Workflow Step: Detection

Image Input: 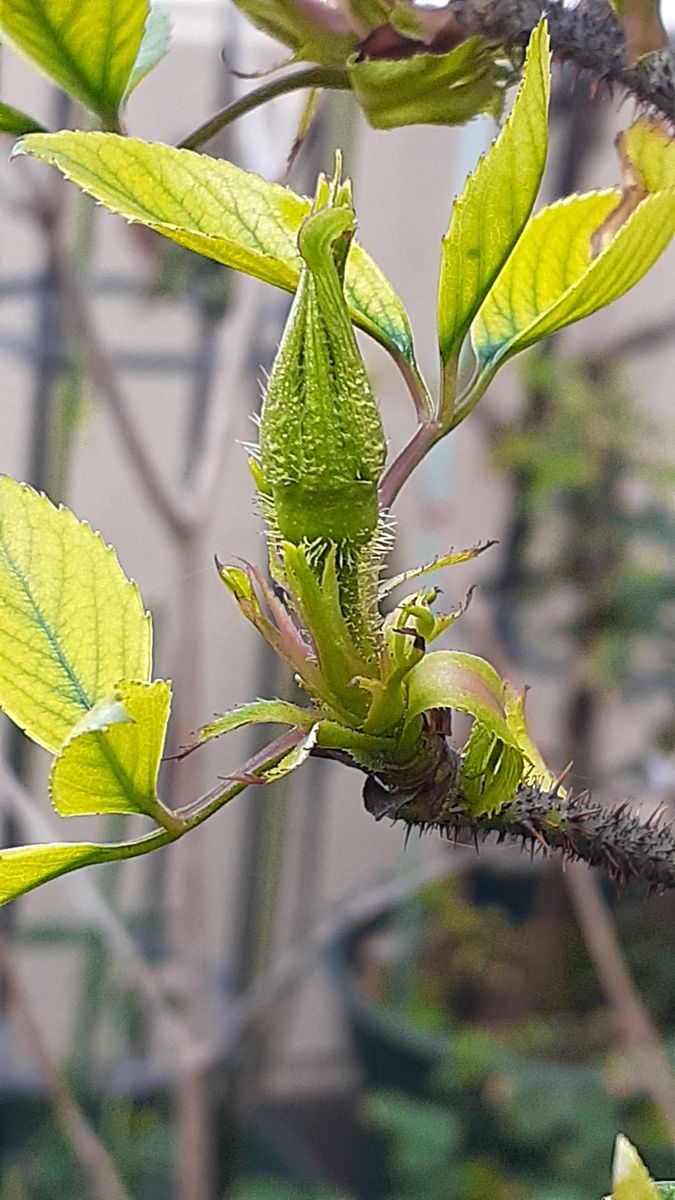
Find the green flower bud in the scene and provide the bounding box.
[260,200,385,541]
[258,168,388,659]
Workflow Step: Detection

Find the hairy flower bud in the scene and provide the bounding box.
[258,169,387,659]
[260,195,386,546]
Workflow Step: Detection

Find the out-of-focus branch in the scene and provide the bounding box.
[0,938,132,1200]
[172,847,475,1076]
[54,244,191,539]
[566,861,675,1144]
[180,279,259,522]
[177,66,350,151]
[54,234,261,544]
[590,318,675,362]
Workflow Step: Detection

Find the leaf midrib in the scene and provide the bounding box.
[7,0,119,116]
[0,538,92,715]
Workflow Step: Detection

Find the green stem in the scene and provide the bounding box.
[380,362,498,507]
[177,729,303,826]
[70,734,304,871]
[393,350,435,425]
[448,362,498,431]
[177,67,351,151]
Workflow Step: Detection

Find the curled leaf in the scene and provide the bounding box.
[349,36,503,129]
[49,679,172,823]
[405,650,524,814]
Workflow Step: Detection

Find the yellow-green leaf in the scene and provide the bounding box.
[0,0,148,125]
[0,477,151,753]
[406,650,524,814]
[122,5,171,104]
[438,20,550,364]
[0,828,168,905]
[198,699,316,747]
[348,37,502,131]
[230,0,357,66]
[472,192,618,365]
[612,1136,658,1200]
[0,102,44,136]
[472,187,675,368]
[505,684,557,790]
[14,132,417,366]
[50,679,171,818]
[406,650,515,740]
[622,117,675,192]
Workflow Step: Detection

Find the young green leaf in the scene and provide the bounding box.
[0,102,45,136]
[461,721,525,814]
[405,650,525,814]
[0,477,151,752]
[230,0,357,65]
[348,37,503,130]
[350,0,393,28]
[0,0,148,126]
[505,685,557,790]
[612,1136,658,1200]
[122,5,171,104]
[282,543,372,717]
[15,132,416,366]
[406,650,515,739]
[471,187,675,369]
[50,679,171,821]
[262,724,319,782]
[379,541,492,598]
[437,19,550,365]
[197,699,317,747]
[622,118,675,192]
[0,829,169,906]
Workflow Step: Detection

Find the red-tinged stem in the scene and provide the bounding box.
[379,420,442,509]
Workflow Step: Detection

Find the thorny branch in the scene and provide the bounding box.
[349,738,675,889]
[431,0,675,122]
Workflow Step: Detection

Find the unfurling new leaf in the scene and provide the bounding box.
[405,650,526,814]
